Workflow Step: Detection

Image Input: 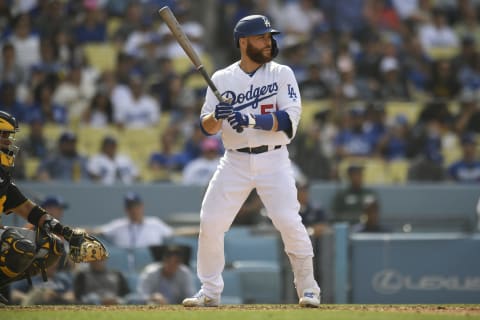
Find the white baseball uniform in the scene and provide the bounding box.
[196,61,320,299]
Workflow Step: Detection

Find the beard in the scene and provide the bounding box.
[246,42,272,64]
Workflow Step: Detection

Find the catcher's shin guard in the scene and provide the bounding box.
[24,229,65,281]
[0,228,36,288]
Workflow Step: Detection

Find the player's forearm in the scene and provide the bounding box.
[201,113,223,135]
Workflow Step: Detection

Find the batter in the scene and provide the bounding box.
[182,15,321,307]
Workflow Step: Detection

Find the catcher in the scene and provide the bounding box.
[0,111,108,303]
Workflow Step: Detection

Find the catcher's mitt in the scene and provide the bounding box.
[67,230,109,263]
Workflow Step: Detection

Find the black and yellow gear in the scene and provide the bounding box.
[0,111,19,169]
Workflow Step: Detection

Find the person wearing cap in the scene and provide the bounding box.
[181,137,221,186]
[334,105,377,159]
[137,245,195,305]
[447,133,480,183]
[86,135,139,185]
[94,191,174,249]
[36,131,89,182]
[331,163,379,225]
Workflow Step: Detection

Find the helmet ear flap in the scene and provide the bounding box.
[271,36,279,59]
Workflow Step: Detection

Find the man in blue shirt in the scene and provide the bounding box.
[448,133,480,183]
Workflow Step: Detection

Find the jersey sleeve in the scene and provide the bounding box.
[276,65,302,139]
[200,72,221,119]
[3,183,28,214]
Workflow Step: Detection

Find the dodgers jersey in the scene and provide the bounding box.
[201,61,302,150]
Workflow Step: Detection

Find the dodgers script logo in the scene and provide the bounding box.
[223,83,279,111]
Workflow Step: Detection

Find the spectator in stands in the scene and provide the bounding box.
[7,13,41,73]
[36,131,90,182]
[112,72,160,129]
[297,180,329,237]
[94,191,174,249]
[334,105,377,159]
[17,114,52,159]
[53,63,96,123]
[454,89,480,134]
[87,135,139,185]
[299,63,331,100]
[378,56,411,100]
[232,189,267,226]
[10,259,74,305]
[72,2,107,44]
[351,197,390,233]
[0,42,25,84]
[425,59,461,100]
[81,91,114,127]
[0,82,27,123]
[331,164,379,225]
[182,137,221,186]
[289,121,333,181]
[376,114,411,160]
[137,245,195,305]
[148,126,187,182]
[408,117,446,182]
[403,35,432,93]
[29,83,68,125]
[73,260,130,305]
[418,7,459,59]
[447,133,480,183]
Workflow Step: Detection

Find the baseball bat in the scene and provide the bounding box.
[158,6,224,103]
[158,6,243,132]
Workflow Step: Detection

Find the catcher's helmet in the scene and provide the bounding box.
[0,110,19,168]
[233,15,280,57]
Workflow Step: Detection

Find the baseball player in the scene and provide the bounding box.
[0,111,106,304]
[182,15,321,307]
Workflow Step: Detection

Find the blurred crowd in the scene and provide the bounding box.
[0,0,479,185]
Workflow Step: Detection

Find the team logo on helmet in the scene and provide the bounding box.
[263,17,271,28]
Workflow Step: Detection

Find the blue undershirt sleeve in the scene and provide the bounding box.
[274,110,293,138]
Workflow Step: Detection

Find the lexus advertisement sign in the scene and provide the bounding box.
[350,234,480,303]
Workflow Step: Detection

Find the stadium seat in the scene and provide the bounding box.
[83,43,118,72]
[386,160,409,184]
[231,261,282,304]
[224,231,281,264]
[24,158,40,180]
[221,269,243,304]
[385,101,421,126]
[338,158,389,185]
[133,247,154,273]
[299,99,331,130]
[105,245,132,274]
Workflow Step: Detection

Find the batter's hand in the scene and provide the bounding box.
[214,101,234,120]
[228,112,254,132]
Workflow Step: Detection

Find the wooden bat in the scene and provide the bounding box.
[158,6,243,132]
[158,6,225,103]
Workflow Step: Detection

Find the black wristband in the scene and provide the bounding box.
[27,206,47,226]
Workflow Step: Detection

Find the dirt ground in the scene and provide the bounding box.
[2,304,480,315]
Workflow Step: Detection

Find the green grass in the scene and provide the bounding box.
[1,305,479,320]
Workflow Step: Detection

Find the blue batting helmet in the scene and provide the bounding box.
[233,15,280,57]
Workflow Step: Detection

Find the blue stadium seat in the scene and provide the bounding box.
[105,245,132,274]
[133,247,154,273]
[221,269,243,304]
[224,231,281,264]
[231,261,282,304]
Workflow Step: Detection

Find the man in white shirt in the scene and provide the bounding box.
[112,74,160,128]
[87,135,139,185]
[96,192,174,249]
